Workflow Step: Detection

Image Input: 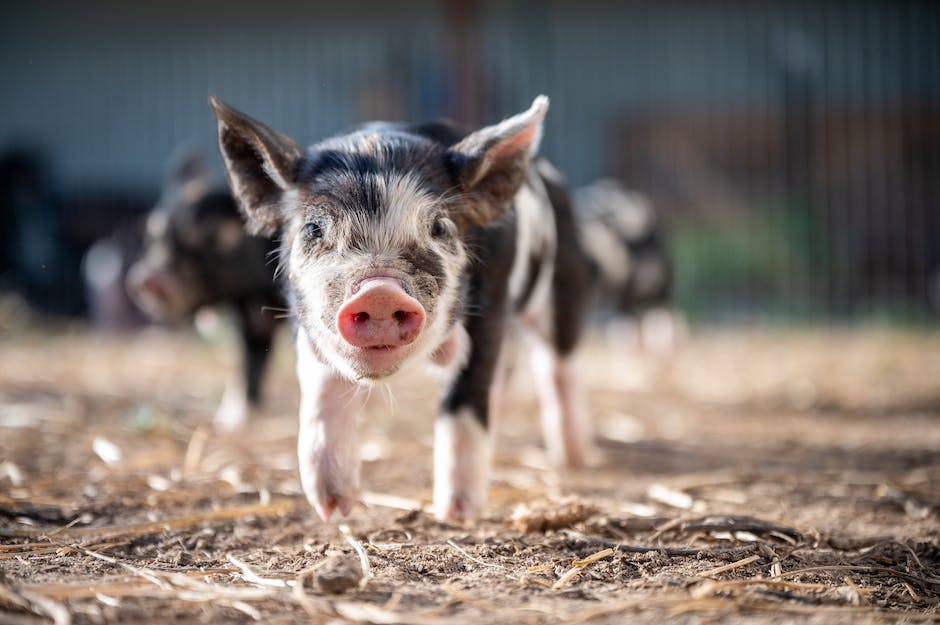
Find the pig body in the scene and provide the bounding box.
[573,179,677,350]
[126,151,284,429]
[210,96,593,521]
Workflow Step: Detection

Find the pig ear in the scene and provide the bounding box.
[164,147,209,191]
[447,95,548,224]
[209,95,302,236]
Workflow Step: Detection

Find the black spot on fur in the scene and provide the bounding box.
[400,243,446,297]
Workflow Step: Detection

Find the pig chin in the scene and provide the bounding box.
[340,343,418,380]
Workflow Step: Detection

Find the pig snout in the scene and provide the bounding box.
[133,273,170,303]
[336,278,425,349]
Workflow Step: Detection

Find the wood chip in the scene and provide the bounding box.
[572,548,615,567]
[509,500,598,533]
[698,554,761,578]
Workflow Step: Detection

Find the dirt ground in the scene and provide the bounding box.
[1,314,939,624]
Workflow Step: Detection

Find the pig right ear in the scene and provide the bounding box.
[209,95,302,236]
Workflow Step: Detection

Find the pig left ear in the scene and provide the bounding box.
[447,95,548,224]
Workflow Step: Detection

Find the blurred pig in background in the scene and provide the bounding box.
[82,220,148,330]
[573,178,679,352]
[125,149,284,430]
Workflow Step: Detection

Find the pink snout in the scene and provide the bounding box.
[336,278,426,349]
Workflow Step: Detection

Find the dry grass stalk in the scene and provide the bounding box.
[330,600,455,625]
[227,554,291,588]
[648,484,694,509]
[446,540,509,573]
[697,554,761,578]
[647,516,686,542]
[561,528,757,557]
[21,570,235,601]
[339,523,372,591]
[572,547,615,567]
[551,547,617,591]
[525,563,556,572]
[700,578,852,594]
[0,540,130,560]
[551,565,584,590]
[181,425,209,475]
[1,583,71,625]
[444,539,549,588]
[772,564,940,589]
[649,515,804,544]
[20,538,341,620]
[0,500,293,540]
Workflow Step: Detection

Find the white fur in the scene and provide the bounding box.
[213,379,250,432]
[145,210,169,239]
[640,307,680,353]
[356,172,433,256]
[535,158,566,186]
[579,219,632,286]
[433,408,491,521]
[510,172,557,333]
[295,328,366,521]
[290,171,466,384]
[525,330,593,467]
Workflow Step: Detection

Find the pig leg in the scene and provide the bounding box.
[529,201,595,467]
[525,329,592,467]
[213,302,276,431]
[295,327,365,521]
[434,290,508,521]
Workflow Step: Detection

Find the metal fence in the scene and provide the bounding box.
[1,0,938,321]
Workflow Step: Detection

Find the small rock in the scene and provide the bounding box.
[315,555,362,594]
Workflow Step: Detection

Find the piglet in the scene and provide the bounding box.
[209,95,594,521]
[126,150,284,430]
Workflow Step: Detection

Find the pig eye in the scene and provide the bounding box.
[302,222,323,243]
[431,217,450,239]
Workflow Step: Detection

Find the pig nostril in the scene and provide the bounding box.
[353,312,370,323]
[393,310,408,324]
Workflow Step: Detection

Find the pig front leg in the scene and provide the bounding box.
[434,315,504,521]
[295,328,365,521]
[213,302,276,431]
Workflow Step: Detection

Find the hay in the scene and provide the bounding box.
[4,328,940,623]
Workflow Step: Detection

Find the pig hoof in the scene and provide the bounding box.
[433,411,490,522]
[213,386,250,432]
[312,490,359,522]
[434,495,482,522]
[300,456,360,522]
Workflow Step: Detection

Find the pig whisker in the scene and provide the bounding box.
[342,384,368,412]
[460,303,485,319]
[377,382,398,415]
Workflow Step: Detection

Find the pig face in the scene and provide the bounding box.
[278,157,467,380]
[127,152,252,322]
[210,96,547,381]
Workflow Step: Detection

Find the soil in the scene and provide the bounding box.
[1,321,939,624]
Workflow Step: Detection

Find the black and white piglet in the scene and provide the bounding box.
[209,95,594,521]
[126,151,283,430]
[573,179,677,350]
